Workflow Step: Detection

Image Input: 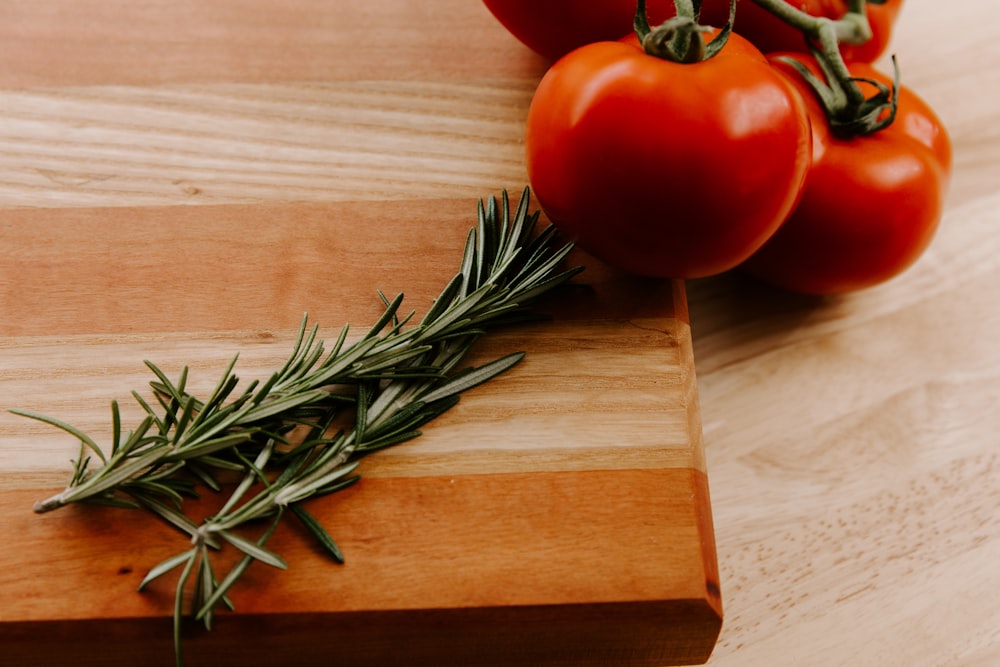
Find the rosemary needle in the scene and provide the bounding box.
[14,187,583,666]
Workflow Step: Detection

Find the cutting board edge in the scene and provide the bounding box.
[0,595,723,667]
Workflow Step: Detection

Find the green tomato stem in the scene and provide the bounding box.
[634,0,735,63]
[750,0,895,136]
[641,16,708,63]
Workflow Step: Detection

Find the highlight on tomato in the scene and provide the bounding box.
[524,12,813,279]
[739,53,952,294]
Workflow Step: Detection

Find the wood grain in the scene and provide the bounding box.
[0,2,719,666]
[5,1,997,666]
[685,3,1000,666]
[0,1,546,88]
[2,469,720,667]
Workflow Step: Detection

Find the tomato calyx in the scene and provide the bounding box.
[776,51,899,137]
[633,0,735,63]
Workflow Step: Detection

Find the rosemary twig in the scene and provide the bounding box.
[15,187,583,666]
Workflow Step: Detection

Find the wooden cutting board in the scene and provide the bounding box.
[0,2,721,665]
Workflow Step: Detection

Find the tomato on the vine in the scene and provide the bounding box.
[482,1,902,63]
[525,32,812,279]
[699,0,904,63]
[740,54,952,294]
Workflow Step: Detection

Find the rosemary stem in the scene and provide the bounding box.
[19,187,584,667]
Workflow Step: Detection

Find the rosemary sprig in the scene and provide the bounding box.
[15,187,583,666]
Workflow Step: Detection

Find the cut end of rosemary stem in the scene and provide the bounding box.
[33,495,66,513]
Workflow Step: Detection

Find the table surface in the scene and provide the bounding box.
[2,1,998,666]
[687,3,1000,665]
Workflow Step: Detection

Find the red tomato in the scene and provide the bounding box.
[699,0,904,63]
[483,1,902,63]
[525,34,812,279]
[482,0,674,61]
[740,54,952,294]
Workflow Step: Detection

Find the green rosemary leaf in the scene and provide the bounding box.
[69,442,90,486]
[354,382,372,449]
[458,229,477,298]
[185,460,222,492]
[9,409,108,465]
[320,324,351,374]
[114,415,160,459]
[516,224,562,275]
[218,530,288,570]
[498,186,533,263]
[196,544,231,630]
[363,292,405,341]
[311,473,361,498]
[475,198,490,290]
[197,356,243,417]
[352,429,423,454]
[193,552,208,629]
[128,480,187,508]
[241,388,332,424]
[194,550,251,622]
[217,441,277,517]
[195,455,247,472]
[375,289,394,320]
[303,334,382,388]
[418,283,497,341]
[152,390,180,433]
[130,492,208,543]
[111,400,122,456]
[482,195,501,268]
[511,240,576,293]
[271,315,311,381]
[151,362,188,403]
[364,397,461,448]
[172,548,199,667]
[145,362,188,421]
[176,400,249,443]
[130,390,165,434]
[482,248,523,289]
[138,547,198,592]
[289,504,345,564]
[422,273,465,326]
[171,395,198,445]
[494,189,512,265]
[465,302,524,328]
[273,460,361,507]
[233,447,272,487]
[512,265,585,305]
[365,397,436,436]
[275,332,325,390]
[351,344,435,375]
[163,430,258,462]
[138,461,187,484]
[420,353,526,403]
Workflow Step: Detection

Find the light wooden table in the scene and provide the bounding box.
[1,1,998,666]
[688,2,1000,664]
